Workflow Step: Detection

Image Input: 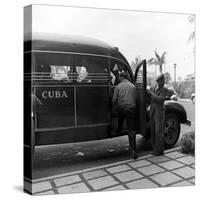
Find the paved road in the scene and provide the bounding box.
[28,148,194,195]
[33,100,195,179]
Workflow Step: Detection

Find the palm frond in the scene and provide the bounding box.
[154,50,161,63]
[148,58,159,65]
[161,52,167,63]
[188,31,195,42]
[147,58,155,65]
[188,15,195,23]
[154,60,160,65]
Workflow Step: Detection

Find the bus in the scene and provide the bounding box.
[24,33,191,149]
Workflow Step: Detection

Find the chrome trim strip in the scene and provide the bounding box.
[35,123,110,132]
[28,79,110,81]
[33,85,109,87]
[24,50,129,67]
[26,72,109,74]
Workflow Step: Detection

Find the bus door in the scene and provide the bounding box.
[134,60,147,137]
[109,58,133,136]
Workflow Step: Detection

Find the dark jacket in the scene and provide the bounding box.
[112,79,136,108]
[150,86,168,117]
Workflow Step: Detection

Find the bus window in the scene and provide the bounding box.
[34,53,74,85]
[75,55,109,84]
[110,59,132,85]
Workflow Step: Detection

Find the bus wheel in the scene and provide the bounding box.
[164,113,180,148]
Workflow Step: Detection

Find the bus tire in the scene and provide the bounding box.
[164,113,180,148]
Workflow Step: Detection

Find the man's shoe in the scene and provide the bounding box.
[132,151,138,159]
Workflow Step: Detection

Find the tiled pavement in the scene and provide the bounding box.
[24,147,195,195]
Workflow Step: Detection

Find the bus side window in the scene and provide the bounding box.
[34,53,75,84]
[75,56,109,84]
[110,61,132,85]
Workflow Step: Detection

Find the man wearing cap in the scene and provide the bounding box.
[112,71,137,159]
[148,74,168,156]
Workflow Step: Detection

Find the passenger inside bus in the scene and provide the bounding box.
[110,63,131,86]
[76,66,90,83]
[75,57,108,84]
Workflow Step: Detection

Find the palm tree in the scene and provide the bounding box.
[130,56,142,72]
[148,50,167,74]
[188,15,195,42]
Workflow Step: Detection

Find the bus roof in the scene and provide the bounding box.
[24,33,129,64]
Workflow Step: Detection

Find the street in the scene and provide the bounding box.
[33,99,195,180]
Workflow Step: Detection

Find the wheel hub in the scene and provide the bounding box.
[165,119,178,141]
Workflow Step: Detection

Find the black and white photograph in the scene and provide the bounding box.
[23,4,195,196]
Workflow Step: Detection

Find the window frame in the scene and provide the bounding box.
[109,57,133,86]
[73,54,110,86]
[33,52,76,85]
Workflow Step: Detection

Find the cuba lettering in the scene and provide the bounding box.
[41,90,68,99]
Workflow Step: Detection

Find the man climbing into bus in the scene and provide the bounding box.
[148,74,168,156]
[112,71,138,159]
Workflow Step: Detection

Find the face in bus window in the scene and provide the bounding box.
[76,66,89,82]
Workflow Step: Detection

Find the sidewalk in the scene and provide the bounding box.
[25,147,195,195]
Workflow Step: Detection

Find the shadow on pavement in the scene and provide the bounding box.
[33,136,153,179]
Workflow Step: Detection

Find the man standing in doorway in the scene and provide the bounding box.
[112,71,137,159]
[148,74,168,156]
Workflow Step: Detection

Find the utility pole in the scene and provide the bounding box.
[174,63,176,83]
[174,63,177,90]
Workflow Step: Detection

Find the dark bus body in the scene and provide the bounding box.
[24,33,190,149]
